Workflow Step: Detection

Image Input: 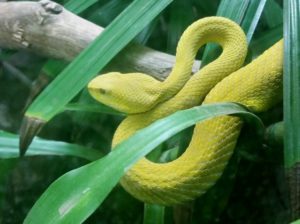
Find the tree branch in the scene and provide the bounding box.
[0,1,200,80]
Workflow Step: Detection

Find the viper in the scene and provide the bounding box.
[88,17,283,205]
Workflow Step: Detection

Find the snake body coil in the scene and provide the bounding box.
[88,17,283,205]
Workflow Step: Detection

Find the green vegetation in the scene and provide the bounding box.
[0,0,296,223]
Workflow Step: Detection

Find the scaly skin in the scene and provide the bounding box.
[88,17,247,113]
[88,17,283,205]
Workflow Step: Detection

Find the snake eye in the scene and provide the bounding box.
[99,88,107,94]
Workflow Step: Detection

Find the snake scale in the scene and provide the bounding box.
[88,17,283,205]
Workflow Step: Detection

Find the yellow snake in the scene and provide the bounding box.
[88,17,283,205]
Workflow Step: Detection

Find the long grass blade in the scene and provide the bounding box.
[39,0,129,81]
[201,0,267,67]
[64,0,97,14]
[0,131,102,161]
[263,0,283,28]
[250,25,282,56]
[166,0,194,54]
[35,0,109,81]
[42,59,68,79]
[31,0,95,81]
[291,219,300,224]
[217,0,249,23]
[24,103,264,224]
[283,0,300,220]
[88,0,131,26]
[241,0,267,42]
[25,0,172,121]
[20,0,173,154]
[283,0,300,169]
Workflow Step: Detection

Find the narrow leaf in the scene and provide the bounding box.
[64,0,97,14]
[291,219,300,224]
[88,0,131,26]
[38,0,123,81]
[24,103,263,224]
[283,0,300,220]
[25,0,173,121]
[42,59,68,79]
[217,0,250,23]
[263,0,283,28]
[166,0,194,54]
[250,25,283,56]
[201,0,266,67]
[0,131,102,161]
[283,0,300,168]
[241,0,267,42]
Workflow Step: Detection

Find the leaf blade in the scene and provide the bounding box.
[24,103,263,224]
[25,0,173,121]
[283,0,300,220]
[201,0,267,67]
[283,0,300,168]
[0,131,102,161]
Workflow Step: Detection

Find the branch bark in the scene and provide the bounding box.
[0,1,200,80]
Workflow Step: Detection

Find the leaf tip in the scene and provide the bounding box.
[19,116,45,156]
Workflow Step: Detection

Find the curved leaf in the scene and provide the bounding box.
[0,131,102,161]
[24,102,263,224]
[25,0,173,121]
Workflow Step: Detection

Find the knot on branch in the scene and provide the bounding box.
[39,0,63,14]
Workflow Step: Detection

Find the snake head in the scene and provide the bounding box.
[88,72,162,114]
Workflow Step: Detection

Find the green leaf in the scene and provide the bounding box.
[166,0,194,54]
[291,219,300,224]
[135,19,159,45]
[217,0,249,22]
[24,102,263,224]
[0,131,102,161]
[64,0,97,14]
[263,0,283,28]
[201,0,267,67]
[42,59,68,79]
[241,0,267,42]
[250,25,282,56]
[283,0,300,168]
[25,0,173,122]
[143,204,165,224]
[87,0,131,26]
[283,1,300,220]
[193,0,219,16]
[40,0,133,80]
[39,0,87,80]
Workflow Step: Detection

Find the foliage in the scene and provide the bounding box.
[0,0,291,223]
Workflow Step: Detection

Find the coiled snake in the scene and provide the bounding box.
[88,17,283,205]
